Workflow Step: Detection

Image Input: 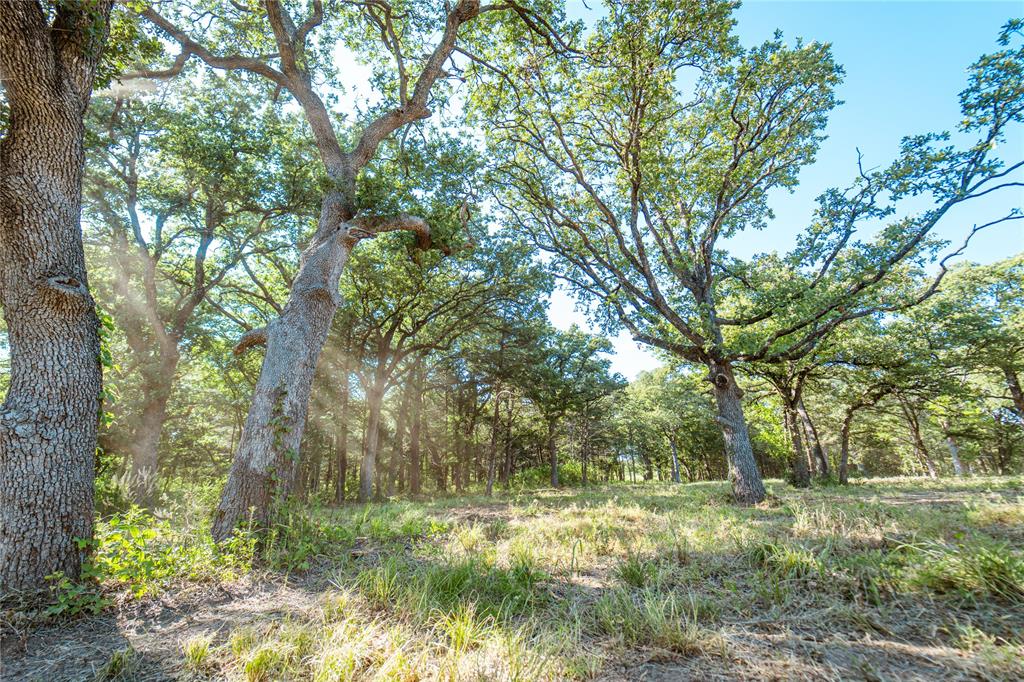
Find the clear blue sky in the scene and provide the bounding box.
[552,0,1024,378]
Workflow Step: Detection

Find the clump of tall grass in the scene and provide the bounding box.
[907,541,1024,604]
[181,632,214,671]
[615,552,658,588]
[748,540,824,581]
[593,588,723,656]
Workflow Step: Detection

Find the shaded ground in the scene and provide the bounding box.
[3,476,1023,681]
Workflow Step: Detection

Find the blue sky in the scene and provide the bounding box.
[551,0,1024,379]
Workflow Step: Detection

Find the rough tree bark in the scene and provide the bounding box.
[708,361,767,504]
[213,194,356,536]
[0,1,112,592]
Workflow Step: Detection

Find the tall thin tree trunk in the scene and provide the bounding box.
[486,384,501,496]
[900,398,936,478]
[838,408,857,485]
[783,403,811,488]
[547,418,559,487]
[708,361,766,504]
[334,369,349,505]
[360,380,385,503]
[373,417,386,498]
[797,399,828,477]
[668,436,681,483]
[387,388,409,499]
[501,400,515,486]
[942,420,964,477]
[409,362,423,495]
[128,353,178,506]
[0,2,112,591]
[581,418,590,485]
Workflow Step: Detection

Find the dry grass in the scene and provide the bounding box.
[3,475,1023,681]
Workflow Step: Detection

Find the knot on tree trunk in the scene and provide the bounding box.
[41,274,93,310]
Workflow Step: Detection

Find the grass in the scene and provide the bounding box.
[16,475,1024,680]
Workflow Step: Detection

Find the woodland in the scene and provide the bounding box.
[0,1,1022,680]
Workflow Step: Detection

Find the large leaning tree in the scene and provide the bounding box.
[0,0,117,592]
[128,0,568,539]
[480,1,1023,503]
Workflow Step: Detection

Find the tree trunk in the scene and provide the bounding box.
[360,380,385,503]
[581,419,590,485]
[838,408,856,485]
[501,401,515,486]
[373,417,386,498]
[334,372,349,505]
[783,403,811,488]
[942,421,964,477]
[547,418,559,487]
[797,399,829,478]
[668,436,681,484]
[486,385,500,496]
[212,192,353,540]
[1003,366,1024,419]
[708,361,766,504]
[0,2,112,591]
[388,388,409,499]
[127,352,179,506]
[899,399,937,478]
[409,363,423,495]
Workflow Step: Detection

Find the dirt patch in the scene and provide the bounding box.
[1,576,325,682]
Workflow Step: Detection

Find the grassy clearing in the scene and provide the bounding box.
[11,475,1024,680]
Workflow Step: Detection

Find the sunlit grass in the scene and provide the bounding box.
[61,476,1024,679]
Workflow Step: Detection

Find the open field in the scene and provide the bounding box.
[3,476,1024,681]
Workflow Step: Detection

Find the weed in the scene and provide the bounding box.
[92,646,139,681]
[182,632,214,671]
[748,540,824,581]
[615,552,657,588]
[435,603,493,652]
